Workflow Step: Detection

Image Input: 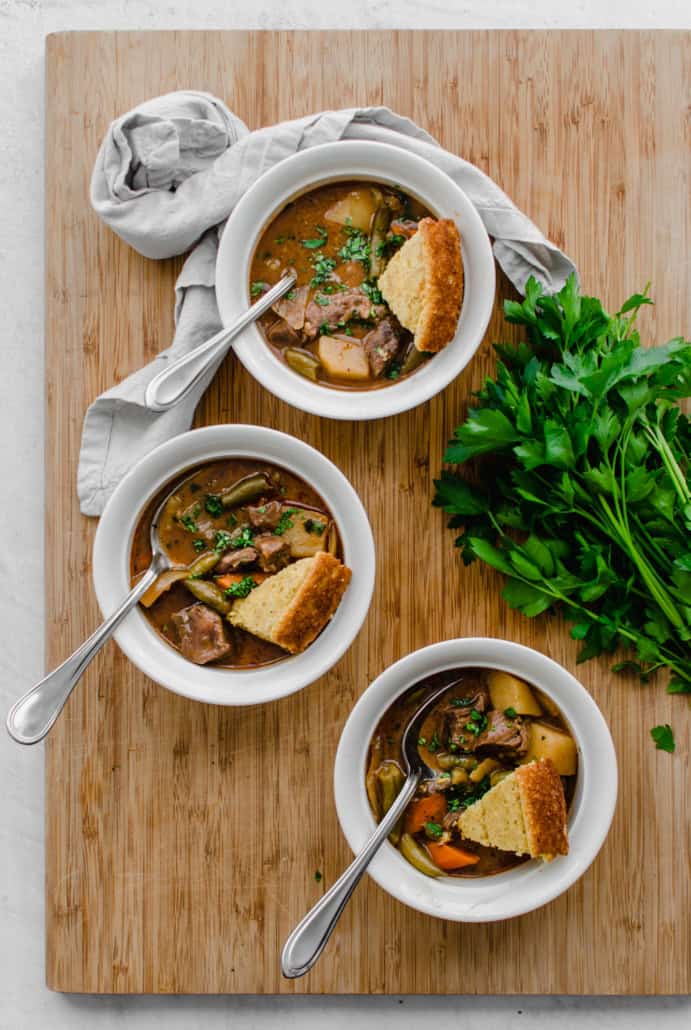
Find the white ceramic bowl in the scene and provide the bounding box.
[92,425,375,706]
[215,140,496,420]
[335,638,617,922]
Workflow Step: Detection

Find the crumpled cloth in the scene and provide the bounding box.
[78,90,577,515]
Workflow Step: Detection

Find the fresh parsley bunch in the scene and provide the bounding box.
[434,275,691,693]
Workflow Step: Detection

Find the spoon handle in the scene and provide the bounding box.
[144,272,297,413]
[281,770,420,979]
[6,563,162,746]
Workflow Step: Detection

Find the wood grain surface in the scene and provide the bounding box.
[45,30,690,994]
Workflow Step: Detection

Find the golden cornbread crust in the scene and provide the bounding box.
[516,759,569,861]
[415,218,464,353]
[274,551,352,654]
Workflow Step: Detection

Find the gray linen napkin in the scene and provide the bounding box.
[79,91,577,515]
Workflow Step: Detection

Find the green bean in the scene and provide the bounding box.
[368,204,392,278]
[366,771,381,821]
[220,473,273,510]
[399,341,426,377]
[186,552,221,578]
[285,347,321,381]
[399,833,442,878]
[455,756,478,771]
[378,762,405,846]
[184,578,232,615]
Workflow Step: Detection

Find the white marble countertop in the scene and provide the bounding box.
[0,2,688,1027]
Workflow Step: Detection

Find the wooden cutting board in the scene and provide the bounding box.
[45,30,690,994]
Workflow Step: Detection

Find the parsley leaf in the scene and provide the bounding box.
[204,494,224,517]
[301,225,328,249]
[224,576,258,599]
[650,724,675,753]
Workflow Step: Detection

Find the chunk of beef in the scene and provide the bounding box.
[444,679,491,716]
[272,285,309,330]
[363,318,402,377]
[253,533,291,573]
[445,706,529,760]
[215,547,258,574]
[247,500,284,531]
[171,604,233,665]
[265,317,301,349]
[303,289,386,338]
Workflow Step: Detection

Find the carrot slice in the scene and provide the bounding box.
[404,794,447,835]
[215,572,268,591]
[427,842,480,871]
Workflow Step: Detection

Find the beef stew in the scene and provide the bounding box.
[366,668,577,877]
[131,458,347,668]
[249,180,438,389]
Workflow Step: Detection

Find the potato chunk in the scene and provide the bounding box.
[488,671,542,716]
[522,721,578,776]
[279,507,331,559]
[317,336,371,381]
[324,188,379,232]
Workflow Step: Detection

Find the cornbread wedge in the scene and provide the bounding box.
[457,759,568,861]
[378,217,463,353]
[228,551,351,654]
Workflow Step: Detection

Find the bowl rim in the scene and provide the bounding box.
[334,637,618,922]
[92,425,375,706]
[215,139,496,420]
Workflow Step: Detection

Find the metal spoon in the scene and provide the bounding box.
[144,272,297,412]
[281,679,458,979]
[6,492,175,746]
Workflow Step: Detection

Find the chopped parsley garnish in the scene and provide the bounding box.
[338,226,370,268]
[385,364,401,380]
[417,736,427,746]
[461,775,492,808]
[180,514,198,533]
[447,797,462,812]
[650,724,675,753]
[314,294,330,307]
[301,225,328,249]
[310,254,337,286]
[224,576,258,599]
[204,494,224,517]
[318,321,330,336]
[361,279,383,305]
[424,821,443,840]
[303,518,326,535]
[376,233,406,258]
[504,706,518,719]
[314,870,323,882]
[227,513,238,528]
[464,709,488,736]
[285,289,296,300]
[274,508,298,536]
[428,731,440,753]
[250,280,268,298]
[451,696,474,707]
[230,526,255,550]
[274,234,295,244]
[213,530,233,553]
[192,539,206,552]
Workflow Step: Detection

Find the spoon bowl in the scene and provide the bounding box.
[6,489,174,745]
